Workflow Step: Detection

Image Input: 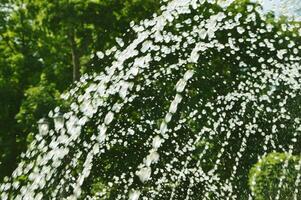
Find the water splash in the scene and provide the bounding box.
[1,0,301,199]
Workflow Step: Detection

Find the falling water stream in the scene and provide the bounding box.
[1,0,301,199]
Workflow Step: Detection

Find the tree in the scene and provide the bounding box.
[249,153,301,200]
[16,73,63,138]
[26,0,161,82]
[0,0,41,179]
[2,0,301,199]
[0,0,160,181]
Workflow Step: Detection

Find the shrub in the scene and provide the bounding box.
[249,152,301,200]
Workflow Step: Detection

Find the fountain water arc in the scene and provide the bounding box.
[1,0,301,199]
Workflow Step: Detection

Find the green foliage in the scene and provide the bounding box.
[249,152,301,200]
[0,0,160,180]
[16,74,62,142]
[1,0,301,198]
[26,0,161,80]
[0,79,20,179]
[80,1,301,198]
[90,178,110,199]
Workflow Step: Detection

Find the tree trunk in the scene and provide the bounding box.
[71,48,80,82]
[68,30,80,82]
